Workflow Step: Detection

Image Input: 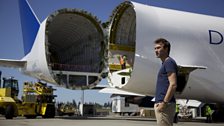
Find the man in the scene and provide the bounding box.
[119,55,127,69]
[205,105,212,123]
[154,38,178,126]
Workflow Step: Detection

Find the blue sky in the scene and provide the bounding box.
[0,0,224,105]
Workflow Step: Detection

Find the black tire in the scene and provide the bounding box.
[5,105,14,119]
[68,113,74,116]
[42,104,55,118]
[57,110,63,116]
[25,115,37,119]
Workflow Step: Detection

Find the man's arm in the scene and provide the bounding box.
[163,72,177,102]
[156,72,177,111]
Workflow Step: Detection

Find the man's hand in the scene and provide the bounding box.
[156,102,166,112]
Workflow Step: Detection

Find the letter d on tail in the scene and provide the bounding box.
[209,30,223,45]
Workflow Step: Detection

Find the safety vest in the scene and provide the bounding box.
[205,106,212,116]
[176,104,179,113]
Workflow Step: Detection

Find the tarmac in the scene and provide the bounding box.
[0,115,224,126]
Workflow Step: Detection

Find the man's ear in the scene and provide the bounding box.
[164,46,168,52]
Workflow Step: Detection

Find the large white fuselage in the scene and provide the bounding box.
[108,2,224,103]
[1,1,224,104]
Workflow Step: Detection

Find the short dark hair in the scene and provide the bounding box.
[154,38,171,55]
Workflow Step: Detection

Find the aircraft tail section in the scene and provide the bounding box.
[18,0,40,55]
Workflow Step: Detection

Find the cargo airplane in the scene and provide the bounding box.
[0,0,224,116]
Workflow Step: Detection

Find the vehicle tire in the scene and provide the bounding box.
[25,115,37,119]
[42,104,55,118]
[57,110,63,116]
[68,113,74,116]
[5,105,14,119]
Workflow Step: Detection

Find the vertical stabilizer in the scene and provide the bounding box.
[18,0,40,55]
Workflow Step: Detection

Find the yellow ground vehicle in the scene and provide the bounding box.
[57,103,76,116]
[0,71,56,119]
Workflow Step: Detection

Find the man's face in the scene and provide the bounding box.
[154,43,168,58]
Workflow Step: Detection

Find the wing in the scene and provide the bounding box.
[99,87,145,96]
[176,65,207,93]
[178,65,207,74]
[0,59,26,68]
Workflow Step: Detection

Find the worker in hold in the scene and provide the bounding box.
[205,105,212,123]
[173,104,179,123]
[119,55,127,69]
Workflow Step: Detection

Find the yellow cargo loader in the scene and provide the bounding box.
[0,71,56,119]
[57,103,76,116]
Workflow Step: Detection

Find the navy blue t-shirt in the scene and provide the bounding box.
[155,57,177,103]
